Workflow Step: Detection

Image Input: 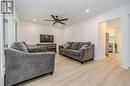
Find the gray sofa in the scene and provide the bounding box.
[4,42,55,86]
[59,42,94,63]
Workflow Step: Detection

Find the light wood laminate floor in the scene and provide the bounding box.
[20,54,130,86]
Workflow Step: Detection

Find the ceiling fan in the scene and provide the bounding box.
[44,15,68,25]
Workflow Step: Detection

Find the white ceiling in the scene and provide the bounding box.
[15,0,129,27]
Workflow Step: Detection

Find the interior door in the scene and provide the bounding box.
[105,33,109,56]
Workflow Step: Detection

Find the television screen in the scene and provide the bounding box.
[40,34,54,43]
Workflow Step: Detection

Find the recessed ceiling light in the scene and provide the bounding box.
[33,18,36,22]
[86,9,90,13]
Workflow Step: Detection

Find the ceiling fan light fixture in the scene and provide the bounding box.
[44,15,68,25]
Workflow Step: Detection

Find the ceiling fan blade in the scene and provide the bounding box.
[44,20,54,21]
[51,15,57,21]
[59,19,68,21]
[59,21,65,25]
[53,21,57,25]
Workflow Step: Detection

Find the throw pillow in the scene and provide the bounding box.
[11,42,28,52]
[80,45,89,51]
[66,42,72,49]
[63,43,70,49]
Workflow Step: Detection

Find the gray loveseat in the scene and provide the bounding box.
[59,42,94,64]
[4,42,55,86]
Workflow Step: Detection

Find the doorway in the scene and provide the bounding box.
[98,18,122,59]
[105,19,122,57]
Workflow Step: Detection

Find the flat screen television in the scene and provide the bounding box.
[40,34,54,43]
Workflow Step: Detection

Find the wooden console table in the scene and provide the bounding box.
[37,43,56,52]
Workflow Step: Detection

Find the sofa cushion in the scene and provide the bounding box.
[70,42,79,50]
[11,42,28,52]
[71,50,80,56]
[78,42,91,50]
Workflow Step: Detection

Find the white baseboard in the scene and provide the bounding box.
[94,56,105,61]
[121,65,129,70]
[123,63,130,70]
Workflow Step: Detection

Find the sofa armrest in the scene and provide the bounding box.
[4,48,55,86]
[80,44,95,60]
[58,45,64,55]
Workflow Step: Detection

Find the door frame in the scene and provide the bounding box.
[98,18,123,66]
[0,17,4,86]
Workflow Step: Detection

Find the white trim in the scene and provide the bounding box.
[0,77,4,86]
[0,8,4,86]
[128,13,130,69]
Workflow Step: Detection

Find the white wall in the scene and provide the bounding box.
[17,21,62,45]
[128,4,130,14]
[61,3,130,69]
[0,0,4,85]
[128,15,130,66]
[6,16,16,47]
[0,17,4,86]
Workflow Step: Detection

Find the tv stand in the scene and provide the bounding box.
[37,43,56,52]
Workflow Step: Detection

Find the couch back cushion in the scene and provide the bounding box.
[11,42,28,52]
[70,42,79,50]
[78,42,91,50]
[27,47,48,53]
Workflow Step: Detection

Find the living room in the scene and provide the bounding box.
[0,0,130,86]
